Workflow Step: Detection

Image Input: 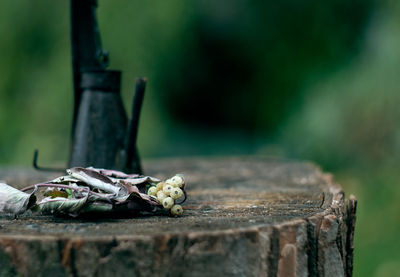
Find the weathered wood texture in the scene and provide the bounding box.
[0,157,357,277]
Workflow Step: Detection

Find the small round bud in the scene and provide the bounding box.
[171,204,183,216]
[156,182,165,192]
[163,184,174,195]
[170,187,184,200]
[157,191,167,202]
[147,186,157,196]
[162,197,174,210]
[166,175,184,187]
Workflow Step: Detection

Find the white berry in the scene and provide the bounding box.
[147,186,157,196]
[163,184,173,195]
[157,191,167,202]
[156,182,165,192]
[171,204,183,216]
[162,197,174,209]
[166,175,184,187]
[170,187,183,200]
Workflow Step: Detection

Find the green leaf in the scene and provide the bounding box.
[66,189,73,199]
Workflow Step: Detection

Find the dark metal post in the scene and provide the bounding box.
[67,0,143,173]
[70,0,108,134]
[123,78,147,173]
[68,70,127,169]
[33,0,145,173]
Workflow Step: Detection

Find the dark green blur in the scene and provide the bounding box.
[0,0,399,275]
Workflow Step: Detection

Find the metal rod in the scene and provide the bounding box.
[124,78,147,173]
[32,150,65,172]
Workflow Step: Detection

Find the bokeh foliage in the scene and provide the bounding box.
[1,0,399,275]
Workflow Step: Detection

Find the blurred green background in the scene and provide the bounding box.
[0,0,399,275]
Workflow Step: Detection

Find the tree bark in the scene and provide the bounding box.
[0,157,357,277]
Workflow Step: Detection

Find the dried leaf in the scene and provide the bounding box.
[115,192,162,213]
[63,183,113,202]
[67,167,120,194]
[47,175,80,184]
[118,182,140,194]
[88,167,140,179]
[0,183,36,215]
[120,176,160,185]
[80,202,113,213]
[116,190,160,206]
[2,167,186,218]
[38,195,88,216]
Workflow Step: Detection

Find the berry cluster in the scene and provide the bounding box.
[147,175,185,216]
[0,168,188,218]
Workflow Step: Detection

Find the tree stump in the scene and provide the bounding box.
[0,157,356,277]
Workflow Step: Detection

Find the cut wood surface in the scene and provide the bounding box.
[0,157,357,277]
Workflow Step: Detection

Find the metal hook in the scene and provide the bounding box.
[32,149,65,172]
